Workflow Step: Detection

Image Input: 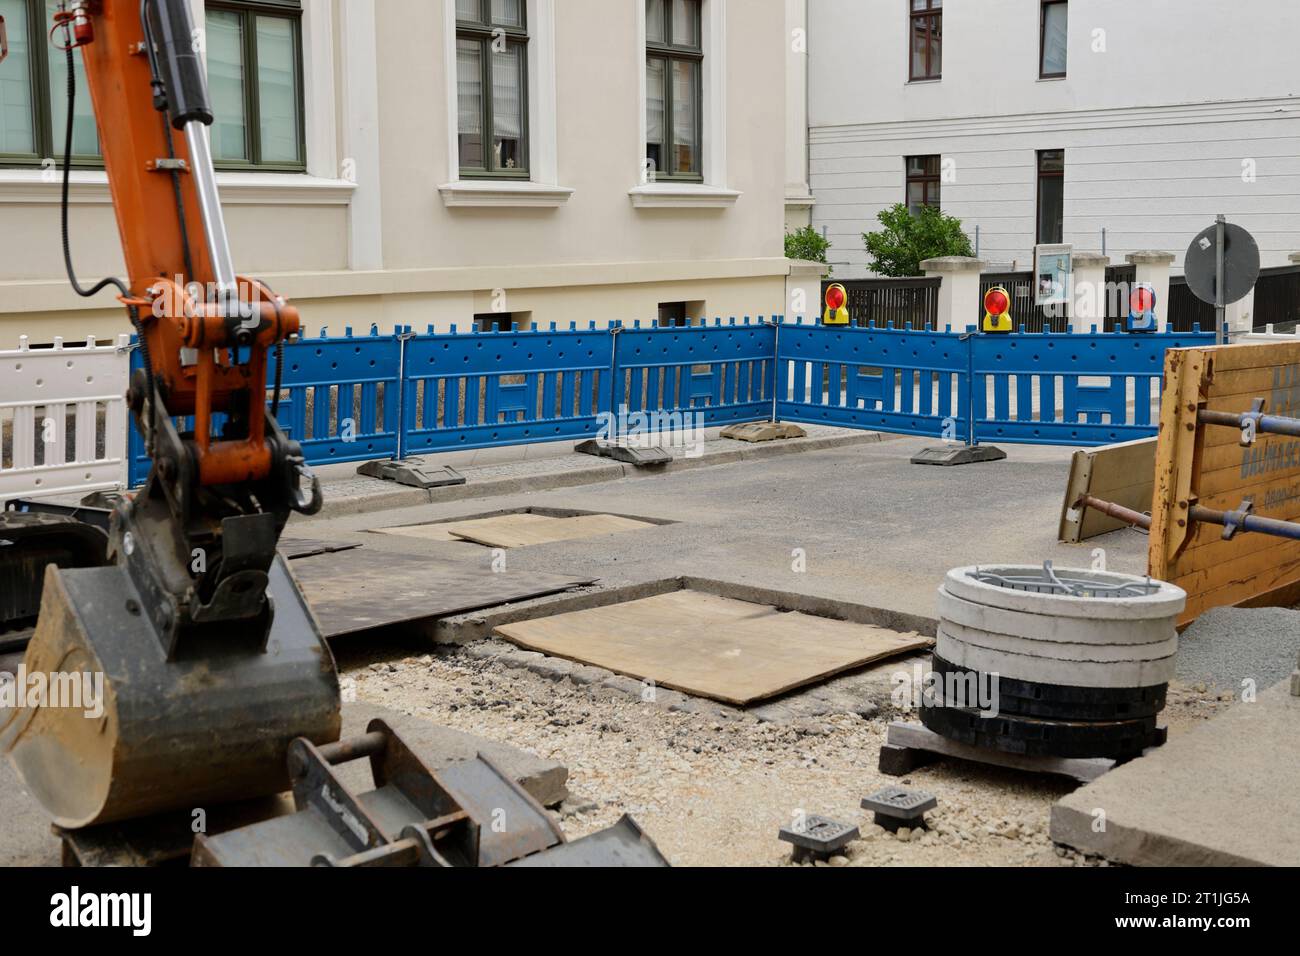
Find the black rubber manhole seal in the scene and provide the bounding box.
[918,701,1164,760]
[929,654,1168,721]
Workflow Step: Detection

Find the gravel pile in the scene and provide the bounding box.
[340,641,1231,867]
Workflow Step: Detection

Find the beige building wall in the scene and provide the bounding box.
[0,0,788,348]
[784,0,813,232]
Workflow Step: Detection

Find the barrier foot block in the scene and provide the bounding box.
[357,458,467,489]
[910,444,1008,467]
[573,440,671,467]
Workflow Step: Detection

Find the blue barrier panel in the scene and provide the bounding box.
[612,318,775,432]
[775,320,972,442]
[124,320,1221,487]
[128,326,400,486]
[971,325,1216,446]
[400,322,614,454]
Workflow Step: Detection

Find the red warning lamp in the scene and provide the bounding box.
[982,286,1012,333]
[1130,286,1154,315]
[1127,282,1158,333]
[823,283,850,325]
[984,288,1009,316]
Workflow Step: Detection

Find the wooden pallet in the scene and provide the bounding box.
[878,720,1124,785]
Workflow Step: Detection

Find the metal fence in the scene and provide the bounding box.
[1167,277,1216,333]
[1253,265,1300,332]
[977,266,1139,334]
[825,277,941,329]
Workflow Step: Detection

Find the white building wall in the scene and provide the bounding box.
[808,0,1300,277]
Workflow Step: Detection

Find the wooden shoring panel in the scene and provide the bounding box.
[1149,342,1300,627]
[1059,437,1157,544]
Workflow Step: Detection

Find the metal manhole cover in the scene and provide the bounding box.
[971,561,1160,599]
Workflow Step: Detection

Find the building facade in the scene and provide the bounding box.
[0,0,789,346]
[805,0,1300,277]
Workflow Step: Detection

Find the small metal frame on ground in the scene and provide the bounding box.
[861,785,937,833]
[777,815,859,863]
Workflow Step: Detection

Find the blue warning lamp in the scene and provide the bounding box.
[1127,283,1157,333]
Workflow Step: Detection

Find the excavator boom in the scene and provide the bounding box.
[3,0,338,830]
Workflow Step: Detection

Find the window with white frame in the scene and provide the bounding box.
[455,0,529,178]
[645,0,702,182]
[0,0,100,165]
[633,0,733,205]
[206,0,307,170]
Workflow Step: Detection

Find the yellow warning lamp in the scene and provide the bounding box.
[982,286,1013,334]
[823,283,850,325]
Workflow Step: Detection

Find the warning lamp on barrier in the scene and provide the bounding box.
[823,283,850,326]
[982,286,1013,333]
[1126,283,1158,333]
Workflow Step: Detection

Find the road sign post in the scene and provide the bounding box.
[1184,217,1260,343]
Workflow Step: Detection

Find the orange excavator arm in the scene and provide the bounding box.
[2,1,340,831]
[53,0,321,641]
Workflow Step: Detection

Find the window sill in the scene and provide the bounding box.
[629,183,742,209]
[906,77,942,85]
[0,169,357,205]
[438,180,575,208]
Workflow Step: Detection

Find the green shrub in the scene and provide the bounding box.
[784,225,832,274]
[862,203,973,277]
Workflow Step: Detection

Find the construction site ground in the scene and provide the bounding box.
[5,428,1296,867]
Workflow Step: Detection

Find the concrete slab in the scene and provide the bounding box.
[1050,683,1300,866]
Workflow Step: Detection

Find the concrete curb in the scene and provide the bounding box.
[309,430,889,521]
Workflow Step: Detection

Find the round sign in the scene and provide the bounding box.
[1183,221,1260,307]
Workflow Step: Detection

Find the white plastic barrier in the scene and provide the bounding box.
[0,335,132,502]
[1230,324,1300,344]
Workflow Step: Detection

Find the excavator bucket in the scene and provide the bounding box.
[1,558,340,830]
[191,721,670,868]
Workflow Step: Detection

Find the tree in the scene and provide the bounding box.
[862,203,973,277]
[784,224,832,275]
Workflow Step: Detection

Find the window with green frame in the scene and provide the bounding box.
[0,0,101,166]
[456,0,529,178]
[206,0,306,170]
[645,0,702,182]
